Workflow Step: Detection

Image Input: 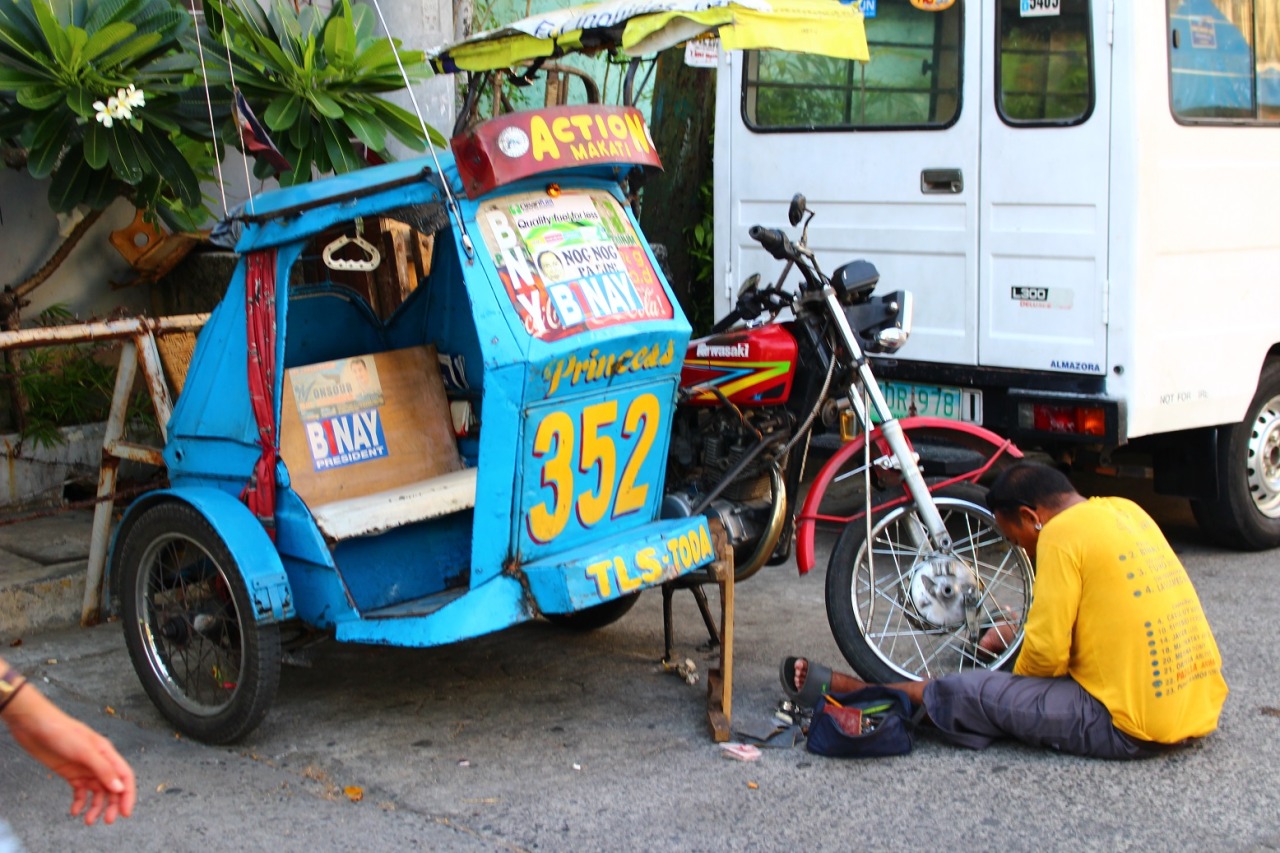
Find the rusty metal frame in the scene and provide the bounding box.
[0,314,209,625]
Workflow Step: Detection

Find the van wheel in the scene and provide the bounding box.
[1192,361,1280,550]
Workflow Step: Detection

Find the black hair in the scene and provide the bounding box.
[985,461,1078,514]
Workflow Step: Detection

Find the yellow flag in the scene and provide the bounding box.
[720,0,868,62]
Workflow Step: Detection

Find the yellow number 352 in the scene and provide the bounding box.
[528,393,661,543]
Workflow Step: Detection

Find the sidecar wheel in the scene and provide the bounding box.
[545,593,641,631]
[1192,360,1280,550]
[825,484,1034,683]
[120,502,280,744]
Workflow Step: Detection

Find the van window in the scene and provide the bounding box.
[996,0,1094,125]
[742,2,962,131]
[1168,0,1280,122]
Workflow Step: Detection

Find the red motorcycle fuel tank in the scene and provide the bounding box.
[680,324,798,407]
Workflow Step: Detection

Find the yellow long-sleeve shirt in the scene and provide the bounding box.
[1013,497,1227,743]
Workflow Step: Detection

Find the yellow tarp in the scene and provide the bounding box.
[432,0,868,72]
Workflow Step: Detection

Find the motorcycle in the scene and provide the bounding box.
[664,194,1035,684]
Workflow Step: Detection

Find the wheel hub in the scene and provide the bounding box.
[903,553,980,629]
[1247,395,1280,517]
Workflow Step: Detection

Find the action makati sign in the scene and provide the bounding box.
[452,105,663,199]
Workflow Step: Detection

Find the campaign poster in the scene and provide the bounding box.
[479,189,673,340]
[289,357,390,471]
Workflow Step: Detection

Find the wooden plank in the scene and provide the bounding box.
[279,345,461,509]
[706,523,734,741]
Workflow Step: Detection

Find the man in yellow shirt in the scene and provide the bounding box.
[785,461,1228,759]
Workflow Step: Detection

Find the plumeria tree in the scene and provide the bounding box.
[0,0,438,439]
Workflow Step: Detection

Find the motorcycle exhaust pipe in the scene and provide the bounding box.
[732,462,788,583]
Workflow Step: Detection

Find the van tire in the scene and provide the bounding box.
[1192,360,1280,550]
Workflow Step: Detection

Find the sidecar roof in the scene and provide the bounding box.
[234,154,454,254]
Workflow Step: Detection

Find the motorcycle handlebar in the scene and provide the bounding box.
[749,226,795,262]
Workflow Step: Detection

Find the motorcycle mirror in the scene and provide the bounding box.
[788,194,807,227]
[737,273,761,298]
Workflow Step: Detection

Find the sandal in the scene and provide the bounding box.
[779,656,835,708]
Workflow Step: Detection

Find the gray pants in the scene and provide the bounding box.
[922,670,1159,760]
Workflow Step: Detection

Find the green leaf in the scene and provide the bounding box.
[27,110,72,178]
[65,25,88,68]
[15,83,63,110]
[83,121,110,169]
[281,138,312,186]
[65,87,96,117]
[347,2,375,43]
[83,22,137,61]
[31,1,74,67]
[353,39,398,73]
[84,0,142,34]
[79,157,117,208]
[0,0,47,55]
[48,149,92,212]
[322,13,355,68]
[309,91,343,119]
[106,126,145,183]
[263,93,301,130]
[320,118,358,173]
[94,31,161,69]
[342,110,384,152]
[0,51,51,82]
[137,128,199,208]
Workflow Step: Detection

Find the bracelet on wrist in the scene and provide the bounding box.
[0,666,29,714]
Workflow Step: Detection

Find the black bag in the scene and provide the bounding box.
[805,686,917,758]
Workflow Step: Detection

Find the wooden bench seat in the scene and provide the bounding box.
[309,467,477,541]
[279,344,469,541]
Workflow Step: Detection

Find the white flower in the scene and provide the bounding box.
[93,99,113,127]
[122,84,145,109]
[92,85,144,127]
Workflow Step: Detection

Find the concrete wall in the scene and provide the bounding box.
[0,170,151,322]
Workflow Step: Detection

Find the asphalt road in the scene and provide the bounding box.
[3,475,1278,852]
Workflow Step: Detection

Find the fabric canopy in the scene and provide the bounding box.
[429,0,869,73]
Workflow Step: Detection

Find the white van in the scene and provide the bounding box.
[713,0,1280,548]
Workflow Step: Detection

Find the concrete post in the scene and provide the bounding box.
[366,0,459,152]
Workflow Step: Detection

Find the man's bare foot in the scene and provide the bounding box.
[793,658,866,694]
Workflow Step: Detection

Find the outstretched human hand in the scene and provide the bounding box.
[3,683,137,825]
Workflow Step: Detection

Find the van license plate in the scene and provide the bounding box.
[877,381,982,423]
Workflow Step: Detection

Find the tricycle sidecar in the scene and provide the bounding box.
[110,105,717,742]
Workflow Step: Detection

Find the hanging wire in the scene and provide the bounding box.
[189,6,229,218]
[216,5,257,214]
[365,0,475,259]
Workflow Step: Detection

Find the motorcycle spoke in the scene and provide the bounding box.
[840,492,1036,681]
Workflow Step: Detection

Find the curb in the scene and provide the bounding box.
[0,562,86,638]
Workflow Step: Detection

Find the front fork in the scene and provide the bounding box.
[824,292,982,634]
[824,291,951,551]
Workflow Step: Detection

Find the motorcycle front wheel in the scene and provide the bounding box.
[824,483,1035,684]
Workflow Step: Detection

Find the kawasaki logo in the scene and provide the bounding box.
[695,342,749,358]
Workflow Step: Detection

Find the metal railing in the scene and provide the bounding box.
[0,314,209,625]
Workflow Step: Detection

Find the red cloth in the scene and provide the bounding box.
[241,249,278,538]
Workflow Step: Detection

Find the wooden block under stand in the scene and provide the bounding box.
[279,345,461,510]
[705,531,735,743]
[661,518,736,742]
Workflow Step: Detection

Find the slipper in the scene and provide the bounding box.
[779,656,835,708]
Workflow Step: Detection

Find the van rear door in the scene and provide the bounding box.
[976,0,1111,376]
[717,0,1111,382]
[717,1,979,365]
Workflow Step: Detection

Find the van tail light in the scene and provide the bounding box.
[1019,403,1106,437]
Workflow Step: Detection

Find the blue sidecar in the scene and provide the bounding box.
[109,105,717,743]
